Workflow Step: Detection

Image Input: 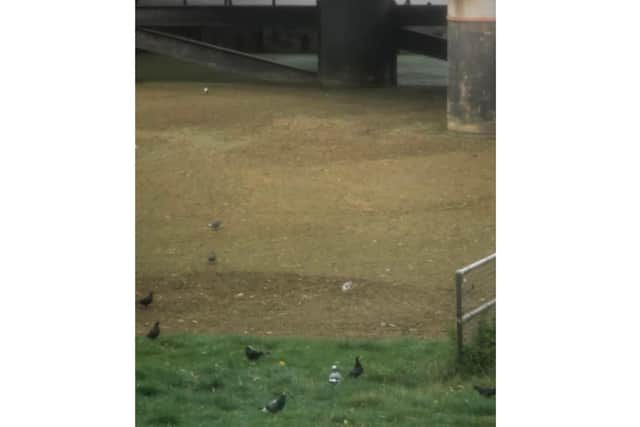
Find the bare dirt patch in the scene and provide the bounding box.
[136,271,449,339]
[136,82,495,339]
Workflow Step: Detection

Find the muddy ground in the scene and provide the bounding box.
[135,81,495,339]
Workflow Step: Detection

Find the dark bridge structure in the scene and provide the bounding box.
[136,0,495,133]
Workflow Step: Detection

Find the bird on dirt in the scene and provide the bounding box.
[349,356,364,378]
[208,220,222,231]
[328,365,343,384]
[137,292,153,308]
[261,393,286,413]
[245,345,269,361]
[208,253,217,264]
[146,321,160,339]
[474,385,496,397]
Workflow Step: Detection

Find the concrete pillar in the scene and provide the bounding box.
[447,0,496,133]
[319,0,396,87]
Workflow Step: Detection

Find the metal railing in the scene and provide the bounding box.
[455,253,496,358]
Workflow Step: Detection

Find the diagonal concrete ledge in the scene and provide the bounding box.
[396,26,447,61]
[136,28,318,84]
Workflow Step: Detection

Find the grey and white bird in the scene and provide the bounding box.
[349,356,364,378]
[245,345,269,361]
[208,220,222,231]
[473,385,496,397]
[138,292,153,309]
[261,393,286,413]
[146,321,160,339]
[328,365,342,384]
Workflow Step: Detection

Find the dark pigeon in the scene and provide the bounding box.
[146,321,160,339]
[208,254,217,264]
[208,220,222,231]
[246,345,269,361]
[138,292,153,308]
[349,356,364,378]
[474,385,496,397]
[261,393,286,413]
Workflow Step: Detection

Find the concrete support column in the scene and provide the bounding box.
[447,0,496,133]
[319,0,396,87]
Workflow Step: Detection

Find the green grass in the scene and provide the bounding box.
[457,317,497,378]
[136,334,495,426]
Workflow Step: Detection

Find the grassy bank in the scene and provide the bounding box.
[136,334,495,426]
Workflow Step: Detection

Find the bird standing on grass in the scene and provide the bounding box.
[146,321,160,339]
[328,365,343,384]
[137,292,153,309]
[473,385,496,397]
[245,345,269,361]
[349,356,364,378]
[261,393,286,413]
[208,253,217,264]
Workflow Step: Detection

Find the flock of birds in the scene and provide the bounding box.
[137,217,495,413]
[138,291,366,414]
[249,347,365,413]
[137,219,222,339]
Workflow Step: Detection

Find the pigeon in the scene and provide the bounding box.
[245,345,269,361]
[208,254,217,264]
[349,356,364,378]
[328,365,343,384]
[261,393,286,413]
[474,385,496,397]
[137,292,153,308]
[208,220,222,231]
[146,321,160,339]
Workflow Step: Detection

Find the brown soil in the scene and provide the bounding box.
[136,82,495,339]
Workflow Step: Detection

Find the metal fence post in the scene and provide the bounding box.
[455,270,464,360]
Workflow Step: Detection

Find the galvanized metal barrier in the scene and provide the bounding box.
[455,253,496,358]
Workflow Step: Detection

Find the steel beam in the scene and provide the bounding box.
[135,5,447,28]
[136,6,319,28]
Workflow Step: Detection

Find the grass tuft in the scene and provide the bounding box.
[456,316,496,378]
